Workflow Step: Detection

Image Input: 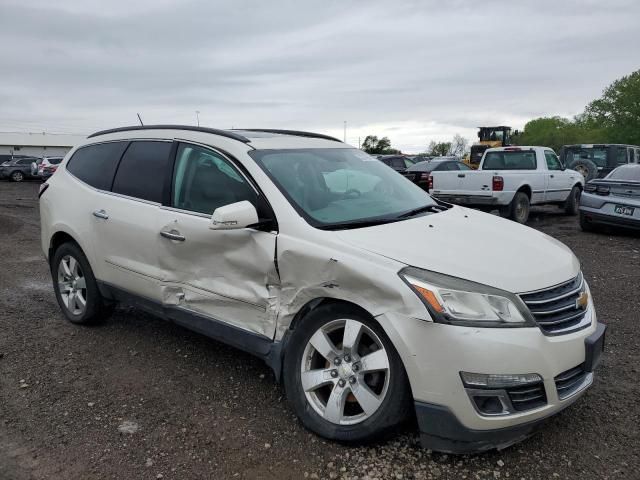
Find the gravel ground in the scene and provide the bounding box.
[1,181,638,480]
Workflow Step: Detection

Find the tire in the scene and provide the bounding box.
[501,192,530,224]
[51,242,112,324]
[564,185,581,215]
[283,304,412,443]
[579,212,597,232]
[10,171,24,182]
[568,158,598,181]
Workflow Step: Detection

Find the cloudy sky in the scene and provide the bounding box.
[1,0,638,152]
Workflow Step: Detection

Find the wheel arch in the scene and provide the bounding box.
[516,184,532,199]
[269,297,383,382]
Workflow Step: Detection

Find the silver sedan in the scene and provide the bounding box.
[580,164,640,232]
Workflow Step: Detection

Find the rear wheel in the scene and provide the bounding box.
[10,171,24,182]
[51,242,112,324]
[283,304,411,443]
[501,192,530,224]
[579,212,598,232]
[564,185,581,215]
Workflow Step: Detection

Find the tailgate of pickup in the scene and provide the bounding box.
[431,171,494,202]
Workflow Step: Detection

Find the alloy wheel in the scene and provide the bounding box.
[11,171,24,181]
[301,319,390,425]
[57,255,87,316]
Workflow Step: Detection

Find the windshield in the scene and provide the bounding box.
[483,150,537,170]
[250,148,438,228]
[564,147,608,168]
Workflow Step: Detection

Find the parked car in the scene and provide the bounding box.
[579,164,640,232]
[0,156,41,181]
[40,125,605,454]
[38,156,65,180]
[378,155,419,183]
[430,146,584,223]
[559,144,640,181]
[406,157,472,191]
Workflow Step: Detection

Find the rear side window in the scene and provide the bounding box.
[67,142,128,190]
[112,141,172,203]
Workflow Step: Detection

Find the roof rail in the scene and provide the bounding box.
[235,129,342,143]
[87,125,251,143]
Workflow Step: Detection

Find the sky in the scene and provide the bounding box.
[0,0,639,153]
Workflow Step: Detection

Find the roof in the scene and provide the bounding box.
[0,132,85,147]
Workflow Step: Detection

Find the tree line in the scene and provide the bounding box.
[514,69,640,151]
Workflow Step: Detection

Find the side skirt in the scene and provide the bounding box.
[97,281,283,376]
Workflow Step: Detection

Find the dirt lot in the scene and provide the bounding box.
[0,180,638,480]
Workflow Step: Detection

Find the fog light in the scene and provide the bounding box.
[472,395,505,415]
[460,372,542,388]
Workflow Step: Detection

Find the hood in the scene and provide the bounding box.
[336,206,580,293]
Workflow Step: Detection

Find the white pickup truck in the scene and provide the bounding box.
[429,146,584,223]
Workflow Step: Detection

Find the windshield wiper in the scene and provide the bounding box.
[396,204,447,219]
[318,217,400,231]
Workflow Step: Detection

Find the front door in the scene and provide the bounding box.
[544,150,569,201]
[155,142,278,339]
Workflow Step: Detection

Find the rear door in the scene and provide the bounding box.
[154,142,278,339]
[91,140,173,301]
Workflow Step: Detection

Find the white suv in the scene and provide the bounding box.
[40,126,606,453]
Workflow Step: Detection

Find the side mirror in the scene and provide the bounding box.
[210,201,259,230]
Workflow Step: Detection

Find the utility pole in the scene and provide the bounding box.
[343,121,347,143]
[195,110,200,127]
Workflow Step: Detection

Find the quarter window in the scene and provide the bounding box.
[616,147,629,165]
[172,143,258,215]
[66,142,128,190]
[112,141,172,203]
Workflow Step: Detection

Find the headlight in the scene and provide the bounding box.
[399,267,535,327]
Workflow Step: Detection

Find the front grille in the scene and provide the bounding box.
[506,382,547,411]
[555,365,588,399]
[519,274,588,334]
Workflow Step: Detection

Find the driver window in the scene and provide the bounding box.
[545,151,562,171]
[172,143,257,215]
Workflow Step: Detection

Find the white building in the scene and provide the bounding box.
[0,132,86,158]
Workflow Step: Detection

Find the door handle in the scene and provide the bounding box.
[160,230,186,242]
[457,173,466,178]
[92,209,109,220]
[550,174,555,178]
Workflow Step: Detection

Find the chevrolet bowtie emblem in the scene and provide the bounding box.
[576,291,589,310]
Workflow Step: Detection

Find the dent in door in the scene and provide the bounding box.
[157,217,280,338]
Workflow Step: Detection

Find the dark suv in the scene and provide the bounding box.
[0,157,41,182]
[559,144,640,181]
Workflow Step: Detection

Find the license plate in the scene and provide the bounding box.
[584,323,606,372]
[614,205,634,216]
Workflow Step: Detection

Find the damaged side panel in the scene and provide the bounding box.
[155,209,281,339]
[273,234,429,342]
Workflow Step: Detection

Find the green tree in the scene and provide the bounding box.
[361,135,398,154]
[427,141,452,156]
[583,69,640,145]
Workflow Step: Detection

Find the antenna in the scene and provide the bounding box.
[137,113,144,126]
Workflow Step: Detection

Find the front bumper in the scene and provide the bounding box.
[413,322,605,453]
[375,303,603,453]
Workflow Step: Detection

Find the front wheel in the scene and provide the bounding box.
[283,304,411,443]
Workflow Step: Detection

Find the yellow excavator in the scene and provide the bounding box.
[465,126,513,169]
